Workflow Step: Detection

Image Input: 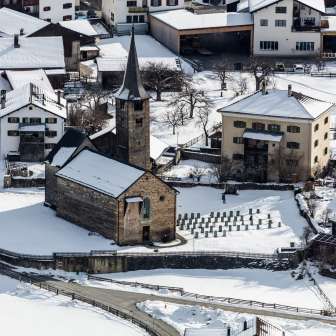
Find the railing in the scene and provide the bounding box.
[306,268,336,313]
[87,274,335,317]
[0,266,161,336]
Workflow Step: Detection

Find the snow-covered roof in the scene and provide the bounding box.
[0,8,49,36]
[151,135,170,161]
[249,0,325,13]
[51,147,77,167]
[218,89,334,120]
[59,19,98,37]
[56,149,145,197]
[97,57,180,72]
[6,69,54,92]
[150,9,253,30]
[243,130,283,142]
[0,36,65,70]
[90,125,169,161]
[0,83,66,119]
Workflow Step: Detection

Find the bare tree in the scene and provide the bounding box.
[169,80,211,118]
[232,76,248,96]
[163,108,183,135]
[212,156,233,182]
[213,62,231,91]
[195,100,214,146]
[142,62,182,101]
[248,57,273,91]
[191,165,207,182]
[67,84,109,134]
[301,226,313,245]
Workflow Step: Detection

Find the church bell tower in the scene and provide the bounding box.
[114,27,151,171]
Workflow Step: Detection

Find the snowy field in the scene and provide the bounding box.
[0,274,147,336]
[174,187,306,253]
[138,301,336,336]
[0,185,306,254]
[95,268,324,309]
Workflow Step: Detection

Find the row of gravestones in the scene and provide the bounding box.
[177,209,260,221]
[177,213,274,227]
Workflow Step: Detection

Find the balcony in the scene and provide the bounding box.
[292,18,320,32]
[128,6,149,13]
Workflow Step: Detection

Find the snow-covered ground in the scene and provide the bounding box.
[174,187,306,253]
[0,274,147,336]
[95,268,324,309]
[0,185,306,254]
[138,301,336,336]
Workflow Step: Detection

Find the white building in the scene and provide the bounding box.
[102,0,185,33]
[0,79,66,162]
[250,0,325,56]
[39,0,75,23]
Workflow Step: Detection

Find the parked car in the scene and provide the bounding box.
[294,64,305,73]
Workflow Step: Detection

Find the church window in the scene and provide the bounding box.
[143,198,150,219]
[136,118,143,127]
[134,100,143,111]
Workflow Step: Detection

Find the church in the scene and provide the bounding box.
[46,29,177,245]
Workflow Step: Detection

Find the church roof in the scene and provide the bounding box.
[56,149,145,198]
[115,27,149,101]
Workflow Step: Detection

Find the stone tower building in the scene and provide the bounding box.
[114,27,151,171]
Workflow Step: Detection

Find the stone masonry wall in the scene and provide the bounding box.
[117,172,176,245]
[45,164,59,207]
[56,177,118,240]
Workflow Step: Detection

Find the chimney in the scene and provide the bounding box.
[20,28,24,36]
[14,34,20,48]
[332,221,336,236]
[57,90,62,105]
[261,80,267,95]
[288,84,292,97]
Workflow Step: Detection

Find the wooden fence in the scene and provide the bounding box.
[87,274,335,317]
[0,265,161,336]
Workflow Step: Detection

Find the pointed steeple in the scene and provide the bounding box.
[116,27,149,100]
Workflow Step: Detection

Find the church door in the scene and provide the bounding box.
[142,226,150,242]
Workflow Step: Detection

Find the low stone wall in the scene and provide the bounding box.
[167,181,295,191]
[181,150,221,164]
[9,178,45,188]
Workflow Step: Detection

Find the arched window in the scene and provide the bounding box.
[143,198,150,219]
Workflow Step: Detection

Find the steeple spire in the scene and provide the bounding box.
[116,26,149,100]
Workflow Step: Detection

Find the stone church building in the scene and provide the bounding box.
[46,29,177,245]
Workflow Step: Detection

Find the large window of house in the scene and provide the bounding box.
[296,42,314,51]
[275,19,286,27]
[260,41,278,51]
[252,122,265,131]
[233,137,244,144]
[8,130,19,136]
[8,117,19,123]
[45,118,57,124]
[287,125,300,133]
[45,143,55,150]
[260,19,268,26]
[233,120,246,128]
[167,0,178,5]
[287,142,300,149]
[45,130,57,137]
[134,100,143,110]
[127,1,137,6]
[275,6,286,13]
[63,3,72,9]
[143,198,150,219]
[268,124,280,132]
[30,118,42,124]
[151,0,162,6]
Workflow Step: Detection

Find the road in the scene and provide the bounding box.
[39,278,336,336]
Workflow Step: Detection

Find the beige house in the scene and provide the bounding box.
[218,85,335,182]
